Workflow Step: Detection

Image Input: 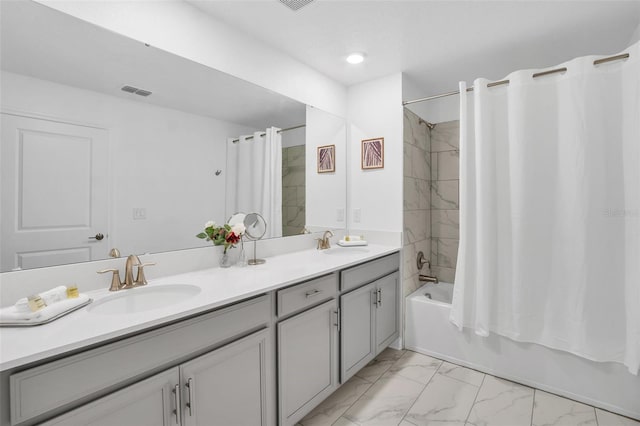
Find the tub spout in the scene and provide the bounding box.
[419,274,439,283]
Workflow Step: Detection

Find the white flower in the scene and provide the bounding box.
[232,223,246,235]
[205,221,216,229]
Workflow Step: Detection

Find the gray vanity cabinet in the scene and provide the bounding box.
[180,328,271,426]
[42,368,179,426]
[374,271,400,353]
[43,328,271,426]
[340,253,400,383]
[278,298,339,426]
[340,282,376,382]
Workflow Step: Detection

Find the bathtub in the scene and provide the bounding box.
[405,283,640,420]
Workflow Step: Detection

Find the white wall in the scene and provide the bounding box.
[305,106,347,230]
[630,22,640,44]
[281,127,305,148]
[1,71,254,257]
[403,74,460,124]
[347,73,404,233]
[34,0,347,119]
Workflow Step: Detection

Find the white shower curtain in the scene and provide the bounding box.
[451,41,640,374]
[226,127,283,238]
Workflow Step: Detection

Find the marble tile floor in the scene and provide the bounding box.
[298,349,640,426]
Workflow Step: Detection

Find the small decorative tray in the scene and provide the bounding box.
[0,297,92,327]
[337,240,368,247]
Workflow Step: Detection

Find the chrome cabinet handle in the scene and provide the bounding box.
[185,378,194,416]
[305,289,322,298]
[377,289,383,308]
[172,384,181,425]
[334,309,341,332]
[88,233,104,241]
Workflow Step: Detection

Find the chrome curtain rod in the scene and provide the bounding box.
[232,124,306,143]
[402,53,630,106]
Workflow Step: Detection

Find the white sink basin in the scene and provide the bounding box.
[87,284,201,315]
[322,246,370,255]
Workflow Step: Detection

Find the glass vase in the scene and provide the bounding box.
[236,246,247,267]
[219,251,232,268]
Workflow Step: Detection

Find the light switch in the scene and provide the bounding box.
[354,208,361,223]
[337,208,345,222]
[133,208,146,220]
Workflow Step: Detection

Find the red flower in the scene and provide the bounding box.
[225,232,240,245]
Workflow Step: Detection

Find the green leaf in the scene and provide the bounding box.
[196,233,207,239]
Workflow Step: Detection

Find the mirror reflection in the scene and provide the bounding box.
[0,1,346,273]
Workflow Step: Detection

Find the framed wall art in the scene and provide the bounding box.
[317,144,335,173]
[361,137,384,170]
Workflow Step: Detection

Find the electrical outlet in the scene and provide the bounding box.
[133,208,146,220]
[354,208,361,223]
[337,208,345,222]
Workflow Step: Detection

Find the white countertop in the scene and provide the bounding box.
[0,244,398,372]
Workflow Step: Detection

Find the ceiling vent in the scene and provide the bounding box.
[279,0,315,11]
[120,85,152,97]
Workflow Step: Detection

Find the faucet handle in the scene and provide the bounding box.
[97,268,122,291]
[135,262,156,285]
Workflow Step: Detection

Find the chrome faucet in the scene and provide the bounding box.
[98,254,156,291]
[316,230,334,250]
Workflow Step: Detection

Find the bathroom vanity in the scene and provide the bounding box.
[0,247,400,426]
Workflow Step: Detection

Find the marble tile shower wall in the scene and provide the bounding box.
[403,109,431,296]
[430,120,460,284]
[282,145,306,237]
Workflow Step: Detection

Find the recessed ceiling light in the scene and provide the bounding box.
[346,53,366,65]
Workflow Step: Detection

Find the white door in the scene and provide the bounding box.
[1,113,109,271]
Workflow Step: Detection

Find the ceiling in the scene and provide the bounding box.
[0,0,305,129]
[186,0,640,96]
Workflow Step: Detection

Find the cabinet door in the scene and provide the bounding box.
[340,282,376,383]
[375,271,400,354]
[42,368,179,426]
[278,299,338,426]
[181,328,271,426]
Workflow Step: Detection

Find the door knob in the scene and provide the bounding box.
[89,233,105,241]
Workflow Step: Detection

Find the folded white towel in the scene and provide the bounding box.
[1,294,90,325]
[14,286,68,313]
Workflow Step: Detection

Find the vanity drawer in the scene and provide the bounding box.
[9,294,270,425]
[277,273,337,317]
[340,252,400,292]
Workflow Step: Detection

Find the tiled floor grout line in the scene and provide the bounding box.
[397,360,444,426]
[329,376,374,426]
[530,389,536,426]
[463,372,487,426]
[332,355,401,426]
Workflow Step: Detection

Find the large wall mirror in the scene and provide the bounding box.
[0,0,346,273]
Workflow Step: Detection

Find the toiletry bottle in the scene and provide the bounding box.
[27,295,47,312]
[66,285,79,299]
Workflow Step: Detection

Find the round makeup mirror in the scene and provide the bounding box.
[227,212,246,227]
[243,213,267,265]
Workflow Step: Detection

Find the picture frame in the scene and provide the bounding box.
[361,137,384,170]
[317,144,335,173]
